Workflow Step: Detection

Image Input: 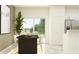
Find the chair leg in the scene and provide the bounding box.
[40,44,43,51]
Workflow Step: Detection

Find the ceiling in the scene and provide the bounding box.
[13,5,51,8]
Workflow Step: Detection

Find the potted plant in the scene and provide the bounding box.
[15,11,24,35]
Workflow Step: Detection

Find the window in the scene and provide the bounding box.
[22,18,45,36]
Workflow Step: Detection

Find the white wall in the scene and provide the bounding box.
[66,6,79,20]
[63,30,79,53]
[63,6,79,53]
[15,6,50,43]
[45,6,65,53]
[15,7,49,18]
[49,6,65,45]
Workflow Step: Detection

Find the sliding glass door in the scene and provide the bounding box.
[22,17,45,36]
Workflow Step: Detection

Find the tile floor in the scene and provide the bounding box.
[0,43,63,54]
[0,36,62,54]
[9,43,45,54]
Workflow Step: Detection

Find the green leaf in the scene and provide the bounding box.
[15,11,24,35]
